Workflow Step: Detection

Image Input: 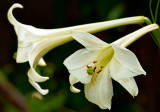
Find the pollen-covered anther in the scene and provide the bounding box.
[93,67,97,72]
[97,70,102,74]
[101,66,104,69]
[87,65,92,68]
[93,61,97,64]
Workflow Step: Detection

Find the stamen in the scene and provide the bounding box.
[101,66,104,69]
[97,70,102,74]
[87,65,92,68]
[93,61,97,64]
[93,67,97,72]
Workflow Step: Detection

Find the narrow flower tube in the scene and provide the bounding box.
[64,24,159,109]
[113,24,159,47]
[8,3,149,95]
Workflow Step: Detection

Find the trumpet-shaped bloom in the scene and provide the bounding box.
[64,24,158,109]
[8,3,148,95]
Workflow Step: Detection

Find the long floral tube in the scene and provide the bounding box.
[113,24,159,47]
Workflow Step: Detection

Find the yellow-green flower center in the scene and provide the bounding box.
[86,46,114,75]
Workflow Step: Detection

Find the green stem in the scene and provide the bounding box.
[149,0,155,22]
[155,0,160,23]
[144,17,153,25]
[144,17,160,48]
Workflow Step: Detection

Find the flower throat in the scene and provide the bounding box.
[87,46,114,75]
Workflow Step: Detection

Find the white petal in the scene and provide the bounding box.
[27,35,73,81]
[117,78,138,97]
[26,35,73,93]
[64,49,100,70]
[84,67,113,109]
[29,79,49,95]
[8,4,48,63]
[8,3,70,64]
[69,66,92,84]
[26,36,71,91]
[7,3,23,26]
[71,31,108,50]
[27,41,52,83]
[16,45,33,63]
[69,75,81,93]
[14,25,35,63]
[28,68,49,82]
[109,44,146,80]
[38,58,47,66]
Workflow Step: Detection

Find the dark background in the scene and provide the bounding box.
[0,0,160,112]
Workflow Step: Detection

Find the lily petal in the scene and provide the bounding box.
[109,44,146,80]
[16,42,33,63]
[84,67,113,109]
[69,75,81,93]
[38,58,47,66]
[71,31,109,50]
[64,49,101,70]
[7,3,23,26]
[29,79,49,95]
[69,66,92,84]
[8,4,48,64]
[117,77,138,97]
[28,68,49,82]
[26,35,72,94]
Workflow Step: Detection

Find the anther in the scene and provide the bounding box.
[101,66,104,69]
[87,65,92,68]
[97,70,102,74]
[93,61,97,64]
[93,67,97,72]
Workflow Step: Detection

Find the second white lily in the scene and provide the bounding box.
[64,24,159,109]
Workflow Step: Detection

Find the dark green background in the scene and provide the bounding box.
[0,0,160,112]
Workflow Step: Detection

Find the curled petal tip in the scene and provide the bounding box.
[70,86,81,93]
[45,77,49,80]
[133,92,138,98]
[41,89,49,95]
[29,79,49,95]
[29,74,49,82]
[131,87,138,98]
[8,3,23,25]
[38,58,47,66]
[139,69,146,76]
[107,106,111,110]
[28,70,49,82]
[12,3,24,9]
[143,71,147,75]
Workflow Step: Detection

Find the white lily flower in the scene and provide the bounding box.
[7,3,150,95]
[64,24,159,109]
